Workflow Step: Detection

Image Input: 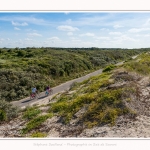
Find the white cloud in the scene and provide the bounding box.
[109,32,122,35]
[57,25,79,32]
[47,37,60,40]
[70,37,79,40]
[71,39,81,42]
[136,34,150,37]
[26,29,37,32]
[44,37,61,44]
[66,19,72,24]
[113,24,123,29]
[25,38,33,41]
[100,28,107,31]
[82,41,95,46]
[12,21,28,26]
[0,38,5,41]
[135,34,141,37]
[95,36,110,40]
[14,27,21,30]
[144,18,150,26]
[80,33,95,37]
[100,28,108,31]
[64,15,110,27]
[27,33,42,37]
[67,32,73,36]
[128,28,150,33]
[144,34,150,37]
[64,12,70,15]
[113,35,137,42]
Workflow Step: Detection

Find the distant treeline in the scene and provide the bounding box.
[2,47,150,51]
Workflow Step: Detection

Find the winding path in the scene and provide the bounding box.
[11,55,138,108]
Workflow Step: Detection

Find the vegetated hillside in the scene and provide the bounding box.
[0,48,144,102]
[1,53,150,138]
[124,52,150,75]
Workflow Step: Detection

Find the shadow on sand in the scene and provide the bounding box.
[21,94,48,104]
[38,95,46,99]
[21,99,32,103]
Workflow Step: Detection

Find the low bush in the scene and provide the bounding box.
[30,132,47,138]
[0,100,19,122]
[0,109,7,121]
[103,64,116,72]
[21,113,53,134]
[81,86,136,128]
[22,106,41,120]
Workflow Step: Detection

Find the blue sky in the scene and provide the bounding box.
[1,12,150,48]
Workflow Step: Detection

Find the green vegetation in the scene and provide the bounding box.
[103,64,116,72]
[21,113,53,134]
[0,110,6,121]
[69,82,79,90]
[48,72,136,127]
[1,48,150,136]
[124,52,150,75]
[30,132,47,138]
[0,100,19,122]
[22,106,41,120]
[0,47,144,102]
[81,88,133,128]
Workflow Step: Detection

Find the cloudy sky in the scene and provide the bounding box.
[0,12,150,48]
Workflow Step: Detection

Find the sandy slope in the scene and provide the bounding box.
[1,73,150,138]
[3,55,148,138]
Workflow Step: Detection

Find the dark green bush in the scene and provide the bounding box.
[0,109,7,121]
[103,64,116,72]
[21,113,53,134]
[30,132,47,137]
[0,100,19,121]
[22,106,41,120]
[17,50,26,57]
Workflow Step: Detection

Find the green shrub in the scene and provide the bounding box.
[30,132,47,138]
[17,50,26,57]
[22,106,41,120]
[0,109,7,121]
[21,113,53,134]
[124,53,150,75]
[80,88,134,128]
[103,64,116,72]
[49,92,97,124]
[50,102,69,113]
[0,100,19,121]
